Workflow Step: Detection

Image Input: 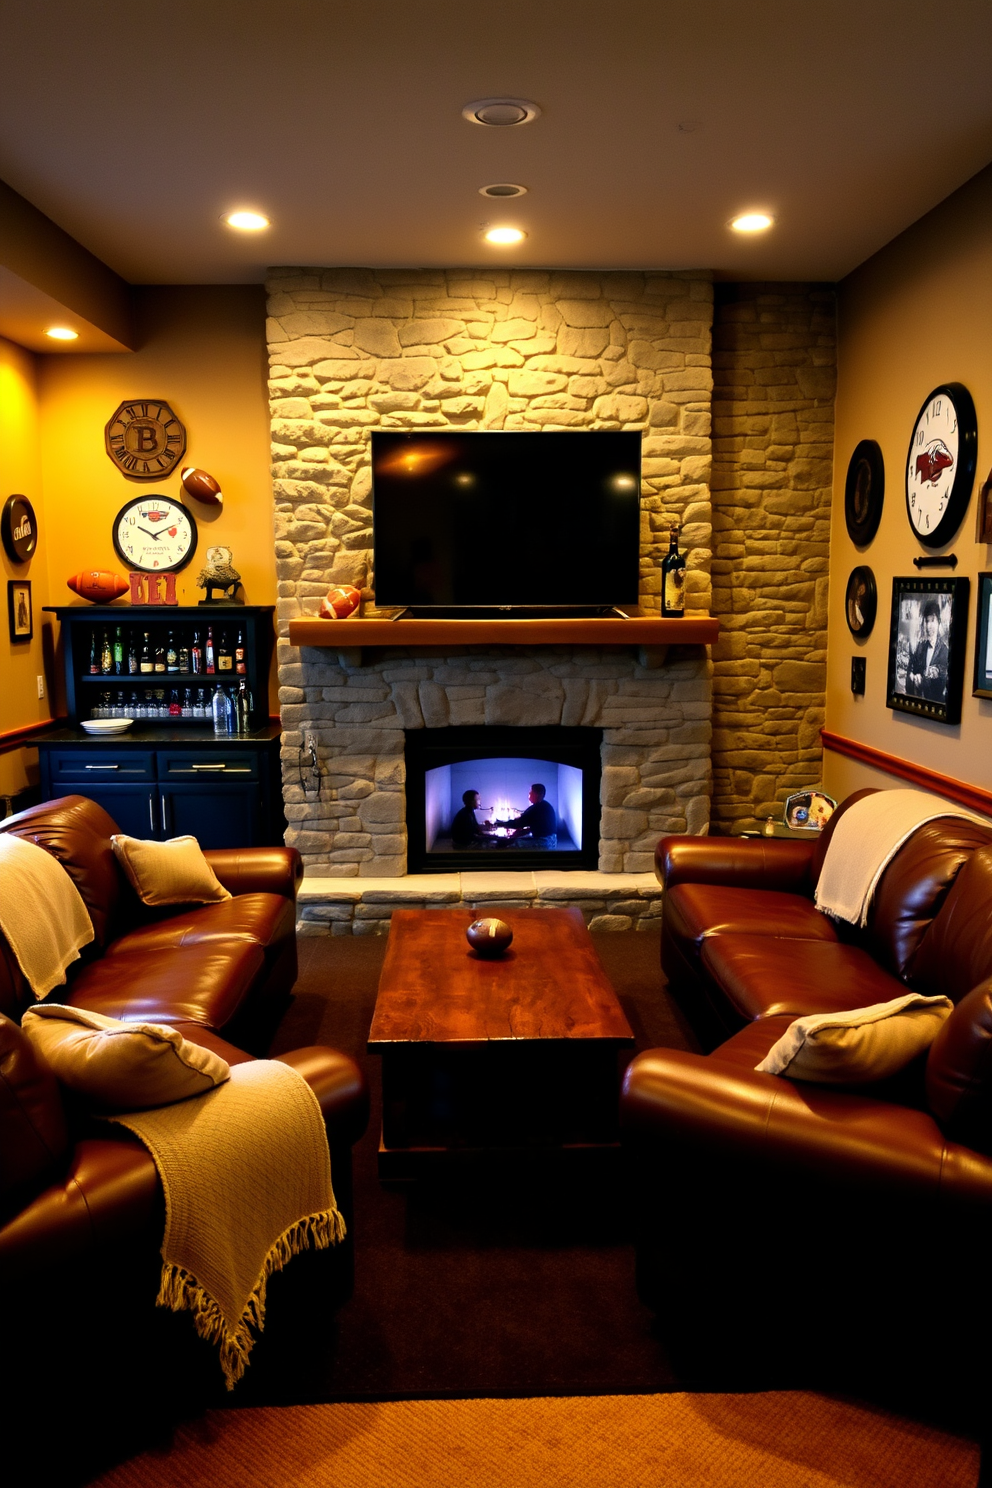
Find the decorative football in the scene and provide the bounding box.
[66,570,129,603]
[466,917,513,958]
[319,584,362,619]
[180,466,223,507]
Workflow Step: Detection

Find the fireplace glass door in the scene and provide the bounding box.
[405,726,602,873]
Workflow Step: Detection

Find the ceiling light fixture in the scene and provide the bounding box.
[479,183,528,198]
[462,98,540,127]
[223,210,270,231]
[484,226,527,246]
[45,326,78,340]
[730,212,774,234]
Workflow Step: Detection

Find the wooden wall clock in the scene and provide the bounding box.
[105,399,187,480]
[905,382,977,547]
[1,494,38,563]
[112,496,197,572]
[844,440,884,546]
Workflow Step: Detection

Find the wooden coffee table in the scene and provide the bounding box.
[368,907,634,1179]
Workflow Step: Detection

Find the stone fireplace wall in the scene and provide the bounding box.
[266,268,715,874]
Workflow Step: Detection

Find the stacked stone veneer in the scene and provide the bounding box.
[710,284,836,835]
[266,268,715,876]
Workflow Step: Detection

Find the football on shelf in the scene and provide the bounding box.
[319,584,362,619]
[465,918,514,958]
[66,570,129,603]
[180,466,223,506]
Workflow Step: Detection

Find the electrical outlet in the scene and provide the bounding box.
[36,675,45,699]
[851,657,866,695]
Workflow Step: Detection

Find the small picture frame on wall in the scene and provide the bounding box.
[886,576,969,726]
[972,573,992,700]
[7,580,32,643]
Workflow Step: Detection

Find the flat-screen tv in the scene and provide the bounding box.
[371,430,641,611]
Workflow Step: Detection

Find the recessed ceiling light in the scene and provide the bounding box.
[45,326,78,340]
[223,210,270,231]
[462,98,540,127]
[479,183,528,198]
[484,226,527,246]
[730,212,774,234]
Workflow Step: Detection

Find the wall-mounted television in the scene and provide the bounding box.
[371,430,641,613]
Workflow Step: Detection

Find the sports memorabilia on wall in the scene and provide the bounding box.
[844,566,877,638]
[105,400,187,480]
[180,467,223,507]
[1,494,37,563]
[7,580,32,643]
[844,440,884,546]
[886,575,969,726]
[112,496,197,573]
[905,383,977,547]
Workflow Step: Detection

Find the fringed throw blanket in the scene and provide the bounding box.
[107,1059,344,1388]
[0,831,94,997]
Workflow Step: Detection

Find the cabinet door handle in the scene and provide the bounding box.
[85,763,119,770]
[149,792,156,832]
[161,795,169,833]
[190,763,227,771]
[188,763,250,773]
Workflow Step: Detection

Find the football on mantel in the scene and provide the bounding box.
[319,584,362,619]
[180,467,223,506]
[66,570,129,603]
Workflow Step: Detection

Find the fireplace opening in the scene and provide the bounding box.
[405,726,603,873]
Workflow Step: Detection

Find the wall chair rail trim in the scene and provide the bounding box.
[821,728,992,818]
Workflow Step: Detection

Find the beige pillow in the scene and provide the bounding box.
[111,833,232,907]
[21,1004,230,1109]
[754,993,953,1084]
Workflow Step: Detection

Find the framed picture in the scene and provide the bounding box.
[886,576,969,725]
[7,580,32,643]
[784,789,837,831]
[844,565,877,638]
[973,572,992,700]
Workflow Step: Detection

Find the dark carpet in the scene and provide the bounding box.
[227,927,700,1407]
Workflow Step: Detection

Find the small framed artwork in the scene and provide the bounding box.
[973,572,992,700]
[845,565,877,638]
[886,576,969,725]
[7,580,32,643]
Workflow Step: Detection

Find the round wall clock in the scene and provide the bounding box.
[844,440,884,546]
[844,565,877,638]
[105,399,187,480]
[112,496,197,573]
[905,382,977,548]
[1,494,37,563]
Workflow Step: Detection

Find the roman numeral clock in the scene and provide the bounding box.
[105,399,187,479]
[905,383,978,547]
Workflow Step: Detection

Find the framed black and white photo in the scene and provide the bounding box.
[7,580,32,643]
[886,576,969,725]
[973,572,992,701]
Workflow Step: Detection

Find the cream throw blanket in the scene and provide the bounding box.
[0,831,94,996]
[108,1059,345,1388]
[814,789,988,927]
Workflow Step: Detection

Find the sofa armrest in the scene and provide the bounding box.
[621,1047,992,1211]
[275,1046,370,1148]
[656,834,817,893]
[203,846,303,901]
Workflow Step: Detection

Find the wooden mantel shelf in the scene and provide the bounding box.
[289,610,719,651]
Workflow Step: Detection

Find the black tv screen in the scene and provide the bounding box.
[371,430,641,610]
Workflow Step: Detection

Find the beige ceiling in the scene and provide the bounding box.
[1,0,991,285]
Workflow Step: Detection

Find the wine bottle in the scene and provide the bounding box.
[235,629,246,675]
[191,632,202,674]
[100,629,113,675]
[217,632,233,672]
[205,625,215,674]
[177,638,190,672]
[127,631,138,674]
[113,626,124,675]
[140,632,153,674]
[153,636,166,673]
[661,524,686,618]
[166,631,178,672]
[89,631,99,675]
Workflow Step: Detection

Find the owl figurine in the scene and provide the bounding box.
[196,545,243,604]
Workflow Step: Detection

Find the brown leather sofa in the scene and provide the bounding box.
[620,789,992,1408]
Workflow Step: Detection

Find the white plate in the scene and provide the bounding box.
[80,718,134,735]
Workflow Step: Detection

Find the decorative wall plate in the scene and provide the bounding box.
[845,565,877,638]
[1,494,37,563]
[112,495,197,573]
[905,382,977,548]
[844,440,884,546]
[105,400,187,480]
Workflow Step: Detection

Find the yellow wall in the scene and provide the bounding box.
[39,284,277,709]
[825,163,992,800]
[0,335,50,797]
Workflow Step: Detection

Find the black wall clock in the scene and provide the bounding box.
[845,565,877,638]
[844,440,884,546]
[905,382,977,548]
[1,494,38,563]
[112,496,197,573]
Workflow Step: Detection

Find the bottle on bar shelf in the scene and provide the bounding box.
[140,632,153,674]
[100,629,112,675]
[153,636,166,673]
[89,631,99,675]
[191,631,202,674]
[166,631,179,672]
[177,637,190,672]
[235,629,246,674]
[661,524,686,618]
[205,626,215,674]
[212,683,232,735]
[217,632,233,672]
[113,626,124,675]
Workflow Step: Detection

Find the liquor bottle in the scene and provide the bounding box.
[205,625,215,674]
[168,688,182,717]
[166,631,179,672]
[127,632,138,674]
[140,632,153,674]
[235,679,252,733]
[113,626,124,675]
[217,632,233,672]
[177,638,190,672]
[235,629,246,675]
[89,631,99,675]
[661,524,686,618]
[191,632,203,674]
[153,637,166,673]
[100,629,113,675]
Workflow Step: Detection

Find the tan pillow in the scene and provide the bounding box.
[754,993,954,1084]
[111,833,232,906]
[21,1004,230,1109]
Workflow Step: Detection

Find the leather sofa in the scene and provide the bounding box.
[620,789,992,1407]
[0,793,368,1333]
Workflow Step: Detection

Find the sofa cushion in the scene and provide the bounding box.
[0,1013,69,1202]
[0,795,125,951]
[755,994,953,1084]
[699,935,907,1024]
[665,883,838,959]
[66,941,265,1030]
[925,979,992,1153]
[21,1004,231,1110]
[111,833,232,907]
[105,893,295,960]
[909,845,992,1002]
